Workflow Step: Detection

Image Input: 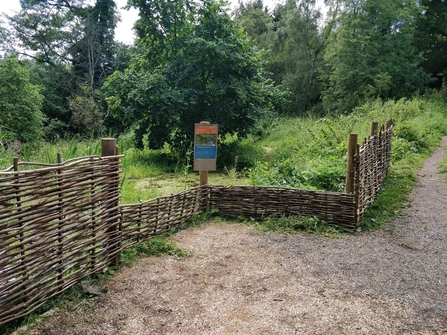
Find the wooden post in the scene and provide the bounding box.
[14,158,27,302]
[115,144,122,265]
[57,153,64,286]
[199,170,208,186]
[345,134,358,194]
[386,119,393,130]
[370,122,378,138]
[101,138,120,265]
[101,138,117,157]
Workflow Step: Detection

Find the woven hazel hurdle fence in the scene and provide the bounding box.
[119,186,209,251]
[207,120,393,228]
[208,186,357,228]
[0,121,393,327]
[0,143,121,326]
[352,120,394,222]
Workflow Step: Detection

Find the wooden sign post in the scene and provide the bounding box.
[194,122,218,185]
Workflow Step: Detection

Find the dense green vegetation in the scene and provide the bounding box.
[1,0,446,149]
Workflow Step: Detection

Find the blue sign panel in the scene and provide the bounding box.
[194,146,217,159]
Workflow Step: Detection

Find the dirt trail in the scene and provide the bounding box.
[25,139,447,335]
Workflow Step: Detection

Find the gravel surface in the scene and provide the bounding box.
[25,139,447,335]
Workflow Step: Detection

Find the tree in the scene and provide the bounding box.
[0,55,44,143]
[69,85,104,136]
[414,0,447,88]
[234,0,325,115]
[321,0,430,113]
[270,0,324,114]
[233,0,272,45]
[70,0,118,97]
[3,0,123,138]
[104,0,281,151]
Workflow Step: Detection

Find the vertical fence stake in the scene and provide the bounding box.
[13,158,27,303]
[345,134,358,194]
[101,138,117,157]
[101,138,120,266]
[57,153,64,288]
[199,171,208,186]
[370,122,378,138]
[114,144,121,265]
[354,143,360,225]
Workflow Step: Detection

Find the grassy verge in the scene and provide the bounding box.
[246,215,347,237]
[439,145,447,177]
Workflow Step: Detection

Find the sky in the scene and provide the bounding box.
[1,0,325,44]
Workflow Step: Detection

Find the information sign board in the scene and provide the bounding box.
[194,122,218,171]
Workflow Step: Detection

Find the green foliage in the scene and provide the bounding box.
[249,96,447,195]
[120,235,189,266]
[233,0,272,45]
[267,0,324,114]
[249,116,349,191]
[3,1,126,141]
[414,0,447,89]
[249,215,343,236]
[321,0,430,113]
[235,0,325,115]
[0,55,44,143]
[217,133,265,171]
[105,0,281,153]
[68,85,105,137]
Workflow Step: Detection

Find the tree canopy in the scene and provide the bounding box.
[321,0,430,113]
[0,55,44,142]
[104,0,281,150]
[1,0,447,147]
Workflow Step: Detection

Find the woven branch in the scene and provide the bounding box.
[355,121,393,221]
[0,156,121,326]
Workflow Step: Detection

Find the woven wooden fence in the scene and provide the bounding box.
[0,155,121,326]
[0,121,393,327]
[355,121,394,221]
[208,186,357,228]
[120,186,208,250]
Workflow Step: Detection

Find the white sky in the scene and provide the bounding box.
[0,0,325,44]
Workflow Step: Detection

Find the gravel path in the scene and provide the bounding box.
[25,139,447,335]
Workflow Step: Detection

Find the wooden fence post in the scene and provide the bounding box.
[101,138,121,266]
[56,153,64,288]
[199,171,208,186]
[101,138,117,157]
[370,122,378,138]
[13,157,27,302]
[345,134,358,194]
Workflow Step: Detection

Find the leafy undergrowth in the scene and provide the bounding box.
[439,146,447,177]
[250,96,447,194]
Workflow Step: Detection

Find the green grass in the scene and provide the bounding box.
[246,215,346,237]
[439,145,447,177]
[249,96,447,193]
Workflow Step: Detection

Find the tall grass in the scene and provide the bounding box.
[249,96,447,194]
